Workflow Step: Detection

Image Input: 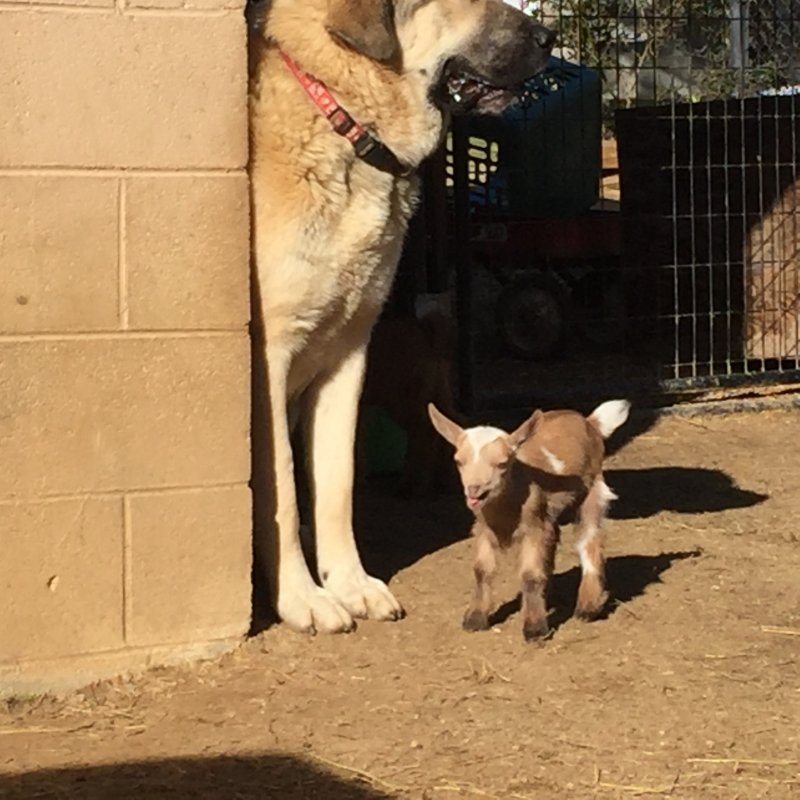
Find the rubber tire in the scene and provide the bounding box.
[495,273,568,360]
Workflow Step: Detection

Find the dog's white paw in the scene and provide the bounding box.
[276,576,355,635]
[323,569,405,621]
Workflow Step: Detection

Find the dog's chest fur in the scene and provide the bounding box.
[250,74,424,362]
[253,156,420,332]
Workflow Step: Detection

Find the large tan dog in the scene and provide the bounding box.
[248,0,555,634]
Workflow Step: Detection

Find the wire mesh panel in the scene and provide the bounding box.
[618,95,800,384]
[450,1,800,409]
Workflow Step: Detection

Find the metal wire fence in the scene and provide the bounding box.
[446,0,800,410]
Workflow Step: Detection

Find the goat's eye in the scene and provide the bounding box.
[454,457,464,468]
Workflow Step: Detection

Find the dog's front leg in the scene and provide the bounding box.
[305,344,404,621]
[253,345,355,634]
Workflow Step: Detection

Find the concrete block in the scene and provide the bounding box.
[127,486,252,645]
[0,498,124,662]
[9,0,113,6]
[0,335,250,498]
[0,176,119,333]
[125,175,250,330]
[127,0,243,10]
[0,10,247,169]
[0,638,241,698]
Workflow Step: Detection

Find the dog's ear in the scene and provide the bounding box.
[326,0,400,67]
[428,403,463,447]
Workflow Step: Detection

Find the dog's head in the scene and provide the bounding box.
[324,0,555,115]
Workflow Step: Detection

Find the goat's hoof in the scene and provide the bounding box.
[462,610,490,631]
[574,591,609,621]
[574,606,604,621]
[523,618,551,642]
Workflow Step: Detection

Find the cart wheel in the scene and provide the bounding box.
[496,274,567,360]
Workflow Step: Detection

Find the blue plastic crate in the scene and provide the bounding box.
[446,57,602,219]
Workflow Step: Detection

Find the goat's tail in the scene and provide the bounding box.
[588,399,631,439]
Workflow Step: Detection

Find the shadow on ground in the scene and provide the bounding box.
[356,480,470,584]
[606,466,768,519]
[0,753,393,800]
[489,549,702,634]
[250,479,470,634]
[358,463,766,583]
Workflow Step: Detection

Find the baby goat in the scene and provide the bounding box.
[428,400,630,642]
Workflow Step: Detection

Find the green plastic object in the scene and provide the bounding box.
[363,405,407,477]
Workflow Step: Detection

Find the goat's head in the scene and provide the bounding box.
[428,404,541,511]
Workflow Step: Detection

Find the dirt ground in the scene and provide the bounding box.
[2,409,799,799]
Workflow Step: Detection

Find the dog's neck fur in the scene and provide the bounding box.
[259,3,447,170]
[278,49,414,177]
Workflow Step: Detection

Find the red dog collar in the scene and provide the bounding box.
[279,50,413,178]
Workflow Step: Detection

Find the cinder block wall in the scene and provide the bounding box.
[0,1,252,694]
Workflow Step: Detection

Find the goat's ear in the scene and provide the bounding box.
[325,0,401,67]
[428,403,463,447]
[509,410,542,450]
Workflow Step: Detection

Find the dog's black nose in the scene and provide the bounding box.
[534,27,557,50]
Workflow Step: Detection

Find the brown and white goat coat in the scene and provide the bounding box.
[429,400,630,641]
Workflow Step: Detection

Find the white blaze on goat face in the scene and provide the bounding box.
[454,427,513,510]
[463,426,506,463]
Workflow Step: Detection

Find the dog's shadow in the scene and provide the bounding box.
[488,549,701,631]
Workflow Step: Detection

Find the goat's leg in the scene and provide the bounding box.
[519,519,559,641]
[463,526,498,631]
[305,344,404,622]
[574,476,616,620]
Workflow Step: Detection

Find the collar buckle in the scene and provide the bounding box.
[352,132,378,159]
